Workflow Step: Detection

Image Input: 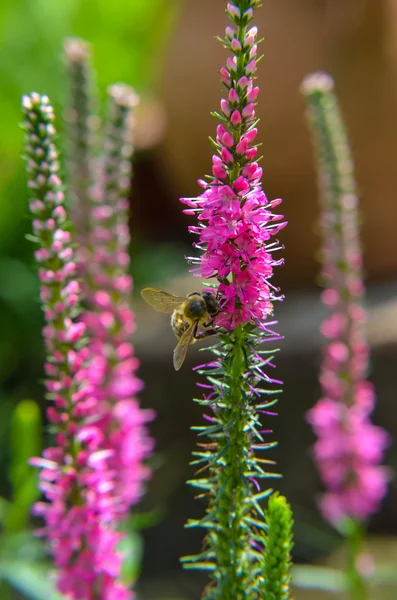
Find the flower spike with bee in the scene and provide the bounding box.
[181,6,286,330]
[179,2,289,598]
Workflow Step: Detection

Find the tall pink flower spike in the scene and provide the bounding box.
[302,72,390,525]
[181,3,286,331]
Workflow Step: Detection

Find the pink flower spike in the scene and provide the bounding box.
[303,75,390,526]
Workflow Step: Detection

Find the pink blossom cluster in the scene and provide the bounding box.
[307,387,389,523]
[303,72,389,525]
[181,2,285,330]
[82,85,154,514]
[23,92,147,600]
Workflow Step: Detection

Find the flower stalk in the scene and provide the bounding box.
[84,84,154,514]
[64,38,98,246]
[180,2,286,598]
[23,74,153,597]
[23,92,132,599]
[302,73,390,600]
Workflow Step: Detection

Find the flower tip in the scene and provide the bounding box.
[301,72,334,96]
[108,84,139,109]
[64,37,91,62]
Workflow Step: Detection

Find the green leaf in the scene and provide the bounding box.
[0,561,65,600]
[118,530,144,587]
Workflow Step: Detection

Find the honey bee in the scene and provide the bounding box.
[141,288,220,370]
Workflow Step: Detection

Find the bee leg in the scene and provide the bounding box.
[194,328,218,340]
[203,319,214,328]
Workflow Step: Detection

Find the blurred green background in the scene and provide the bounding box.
[1,0,397,598]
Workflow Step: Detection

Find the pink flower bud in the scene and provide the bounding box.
[245,26,258,45]
[53,206,66,221]
[220,67,231,86]
[236,139,248,155]
[48,174,62,187]
[242,103,255,118]
[246,147,258,160]
[228,88,239,104]
[230,38,242,52]
[225,26,235,39]
[237,76,249,89]
[244,128,258,143]
[328,341,349,363]
[247,86,259,102]
[94,291,112,308]
[220,99,231,117]
[216,124,226,141]
[227,3,241,19]
[226,56,237,72]
[246,60,257,75]
[30,200,45,213]
[230,110,242,125]
[212,164,228,180]
[35,248,50,262]
[221,147,234,164]
[233,176,249,193]
[242,164,257,178]
[222,131,234,147]
[66,322,86,343]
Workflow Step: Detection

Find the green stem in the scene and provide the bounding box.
[346,520,368,600]
[211,326,254,599]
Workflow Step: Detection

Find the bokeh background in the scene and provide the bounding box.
[1,0,397,598]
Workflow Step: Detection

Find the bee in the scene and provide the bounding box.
[141,288,220,370]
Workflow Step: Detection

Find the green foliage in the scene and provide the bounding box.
[260,493,294,600]
[5,400,41,534]
[0,0,181,413]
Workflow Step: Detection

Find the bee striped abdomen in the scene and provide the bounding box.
[171,308,191,340]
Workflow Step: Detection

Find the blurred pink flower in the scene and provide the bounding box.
[302,72,390,525]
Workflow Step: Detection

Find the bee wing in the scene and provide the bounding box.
[173,322,197,371]
[141,288,186,313]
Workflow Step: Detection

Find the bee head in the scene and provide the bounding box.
[202,291,220,317]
